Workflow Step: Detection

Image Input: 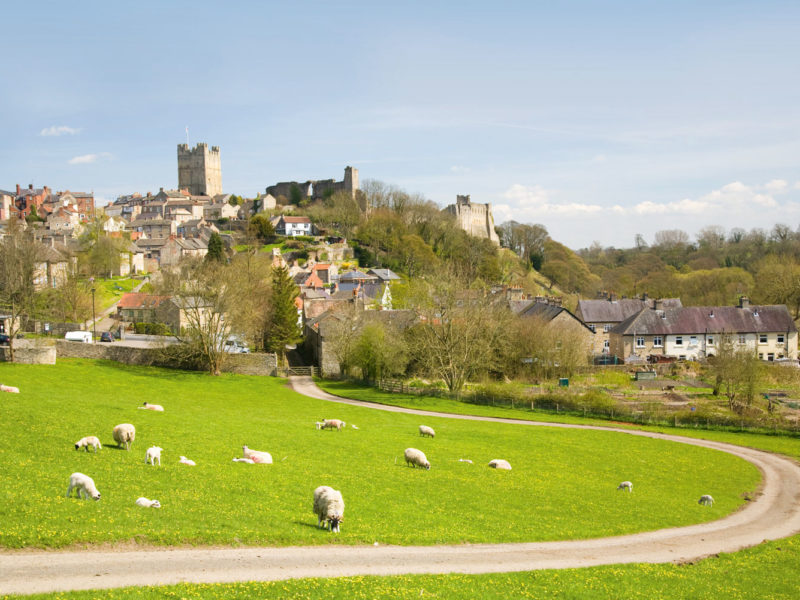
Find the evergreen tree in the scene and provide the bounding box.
[206,232,225,263]
[264,265,300,364]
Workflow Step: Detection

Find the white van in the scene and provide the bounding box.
[65,331,92,343]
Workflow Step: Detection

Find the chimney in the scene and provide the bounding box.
[609,292,617,302]
[641,292,649,301]
[739,296,750,309]
[653,298,663,311]
[28,184,33,190]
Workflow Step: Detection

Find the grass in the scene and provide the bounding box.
[92,277,138,311]
[0,360,759,550]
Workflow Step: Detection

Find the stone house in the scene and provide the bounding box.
[159,236,209,267]
[204,202,239,221]
[609,297,798,363]
[275,215,315,237]
[117,293,171,324]
[518,300,595,356]
[32,244,72,289]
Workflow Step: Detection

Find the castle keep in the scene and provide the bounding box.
[177,143,222,196]
[444,195,500,245]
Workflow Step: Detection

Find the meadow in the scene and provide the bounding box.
[0,359,759,550]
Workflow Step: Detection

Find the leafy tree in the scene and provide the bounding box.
[353,320,408,382]
[0,218,39,361]
[88,235,124,277]
[289,184,303,206]
[25,205,44,223]
[206,232,225,263]
[248,214,276,243]
[710,335,762,414]
[263,265,300,364]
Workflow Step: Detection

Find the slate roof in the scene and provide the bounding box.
[338,270,377,282]
[519,302,595,332]
[612,305,797,336]
[368,268,402,281]
[577,297,683,323]
[117,293,170,310]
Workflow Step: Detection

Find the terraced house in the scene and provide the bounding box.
[609,297,798,363]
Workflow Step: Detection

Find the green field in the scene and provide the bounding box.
[0,360,759,550]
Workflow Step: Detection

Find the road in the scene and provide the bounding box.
[2,376,799,596]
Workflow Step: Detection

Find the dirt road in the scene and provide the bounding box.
[3,376,800,596]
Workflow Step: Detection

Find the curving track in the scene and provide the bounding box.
[2,376,800,596]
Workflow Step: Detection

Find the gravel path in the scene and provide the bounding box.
[3,376,800,596]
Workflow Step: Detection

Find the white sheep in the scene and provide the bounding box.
[232,457,255,464]
[139,402,164,411]
[313,485,345,532]
[404,447,431,470]
[319,419,346,431]
[135,497,161,508]
[178,456,196,466]
[458,458,473,464]
[315,421,325,430]
[145,446,163,466]
[242,445,273,464]
[698,494,714,506]
[112,423,136,450]
[74,436,102,453]
[488,459,512,470]
[66,472,101,501]
[419,425,435,438]
[617,481,633,492]
[1,384,20,393]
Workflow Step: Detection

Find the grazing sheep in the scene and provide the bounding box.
[232,457,255,464]
[178,456,196,466]
[74,436,102,452]
[66,472,101,501]
[135,497,162,508]
[488,459,512,470]
[320,419,346,431]
[313,485,345,533]
[242,445,273,464]
[315,421,325,430]
[458,458,473,464]
[698,494,714,506]
[617,481,633,492]
[1,384,20,393]
[139,402,164,412]
[145,446,163,466]
[112,424,136,450]
[404,448,431,470]
[351,424,359,430]
[419,425,435,438]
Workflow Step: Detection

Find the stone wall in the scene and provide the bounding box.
[265,166,358,202]
[0,340,57,364]
[443,195,500,245]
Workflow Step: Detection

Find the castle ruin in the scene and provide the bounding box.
[177,143,222,196]
[444,195,500,245]
[266,166,359,205]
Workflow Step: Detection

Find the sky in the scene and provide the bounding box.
[2,0,799,250]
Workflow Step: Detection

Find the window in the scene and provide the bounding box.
[778,334,785,344]
[675,336,683,346]
[603,324,611,333]
[588,324,596,333]
[679,355,686,361]
[759,334,768,344]
[768,353,775,361]
[653,336,663,347]
[707,336,714,346]
[689,336,698,346]
[758,353,764,360]
[635,336,645,348]
[603,340,610,349]
[738,334,746,345]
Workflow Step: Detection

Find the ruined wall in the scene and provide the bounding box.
[265,166,358,203]
[443,195,500,245]
[178,143,222,196]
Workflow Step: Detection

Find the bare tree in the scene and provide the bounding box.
[0,219,39,361]
[710,334,762,414]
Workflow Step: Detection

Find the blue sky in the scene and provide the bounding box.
[2,1,799,249]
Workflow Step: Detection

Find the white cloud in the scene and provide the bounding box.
[633,198,711,215]
[498,184,604,220]
[68,152,111,165]
[449,165,470,174]
[765,179,788,193]
[40,125,80,136]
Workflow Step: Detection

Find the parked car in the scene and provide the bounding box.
[65,331,92,343]
[223,338,249,354]
[100,332,114,343]
[0,334,9,345]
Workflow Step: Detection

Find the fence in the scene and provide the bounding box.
[285,366,318,377]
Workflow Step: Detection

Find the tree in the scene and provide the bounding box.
[289,184,303,206]
[206,232,225,263]
[710,335,762,414]
[508,315,590,379]
[263,265,300,364]
[352,320,408,381]
[87,235,123,277]
[248,215,275,244]
[0,218,40,361]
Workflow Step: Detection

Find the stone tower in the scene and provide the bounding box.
[443,194,501,245]
[177,143,222,196]
[343,166,359,197]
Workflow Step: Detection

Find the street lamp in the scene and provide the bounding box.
[91,287,96,343]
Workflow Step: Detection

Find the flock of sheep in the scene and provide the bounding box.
[616,480,714,506]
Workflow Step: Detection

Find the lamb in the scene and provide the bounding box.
[488,459,512,470]
[112,423,136,450]
[139,402,164,412]
[65,472,101,501]
[242,445,273,464]
[319,419,346,431]
[145,446,163,466]
[1,384,20,393]
[315,421,325,430]
[74,436,102,452]
[617,481,633,492]
[698,494,714,506]
[404,447,431,470]
[135,497,161,508]
[178,456,196,466]
[313,485,345,533]
[419,425,435,438]
[232,457,255,464]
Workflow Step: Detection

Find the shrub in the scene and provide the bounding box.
[134,322,172,336]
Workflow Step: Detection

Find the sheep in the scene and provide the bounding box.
[232,457,255,464]
[315,421,324,430]
[488,459,512,470]
[135,497,161,508]
[74,436,102,453]
[617,481,633,492]
[319,419,346,431]
[178,456,196,466]
[419,425,435,438]
[65,472,101,501]
[404,447,430,470]
[458,458,473,464]
[145,446,163,466]
[112,423,136,450]
[1,384,20,393]
[139,402,164,412]
[698,494,714,506]
[313,485,345,533]
[242,445,273,464]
